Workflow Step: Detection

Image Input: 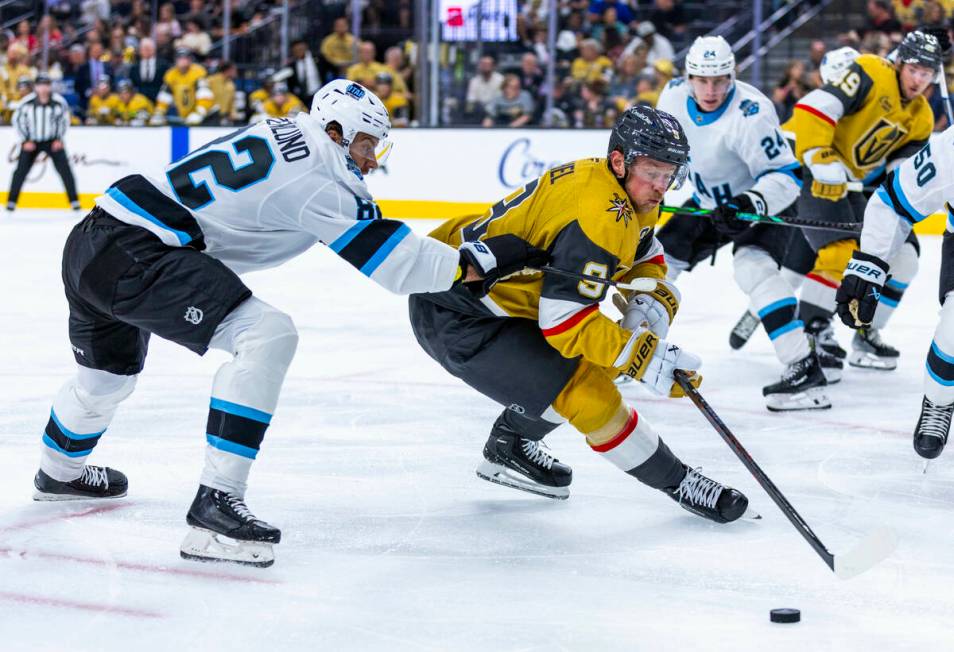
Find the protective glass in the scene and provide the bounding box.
[631,159,689,190]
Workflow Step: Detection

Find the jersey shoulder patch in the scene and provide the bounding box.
[738,98,760,117]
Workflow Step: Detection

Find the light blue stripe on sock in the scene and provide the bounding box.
[767,320,804,341]
[42,434,93,458]
[206,434,259,459]
[50,409,104,441]
[209,398,272,424]
[757,297,797,320]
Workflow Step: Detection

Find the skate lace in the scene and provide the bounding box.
[780,357,809,382]
[80,465,107,488]
[225,494,255,522]
[675,467,723,510]
[860,328,885,348]
[921,401,953,442]
[521,439,554,470]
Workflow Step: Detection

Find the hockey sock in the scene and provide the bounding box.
[925,294,954,406]
[586,405,685,490]
[40,367,136,482]
[492,405,562,441]
[734,247,809,365]
[872,241,918,330]
[203,297,298,497]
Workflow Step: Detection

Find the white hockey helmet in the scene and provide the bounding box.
[819,46,860,85]
[311,79,392,161]
[684,36,736,80]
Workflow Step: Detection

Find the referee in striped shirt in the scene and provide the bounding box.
[7,73,80,212]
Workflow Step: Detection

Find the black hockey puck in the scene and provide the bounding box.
[770,608,801,623]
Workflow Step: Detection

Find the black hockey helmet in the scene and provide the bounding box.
[607,105,690,188]
[917,26,952,62]
[896,30,943,70]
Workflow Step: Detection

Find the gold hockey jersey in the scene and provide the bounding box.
[428,158,667,369]
[155,63,213,118]
[87,93,120,124]
[115,93,154,124]
[788,53,933,181]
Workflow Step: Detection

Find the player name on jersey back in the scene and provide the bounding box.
[265,118,310,162]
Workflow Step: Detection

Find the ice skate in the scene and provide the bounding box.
[180,485,281,568]
[33,465,127,501]
[806,317,846,359]
[729,310,760,350]
[661,466,757,523]
[913,397,953,460]
[849,327,900,370]
[477,431,572,500]
[763,352,831,411]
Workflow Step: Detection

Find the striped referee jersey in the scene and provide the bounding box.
[13,92,71,142]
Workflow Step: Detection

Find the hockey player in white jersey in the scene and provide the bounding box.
[655,36,830,410]
[31,79,547,566]
[837,124,954,460]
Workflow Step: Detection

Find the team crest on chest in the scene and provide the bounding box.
[607,193,633,226]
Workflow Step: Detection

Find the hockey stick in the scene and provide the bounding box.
[536,266,657,292]
[660,204,863,233]
[672,370,897,579]
[939,66,954,129]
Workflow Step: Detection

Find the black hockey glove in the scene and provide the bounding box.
[835,250,889,328]
[710,193,761,238]
[458,234,550,298]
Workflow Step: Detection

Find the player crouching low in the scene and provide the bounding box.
[408,107,755,524]
[836,124,954,461]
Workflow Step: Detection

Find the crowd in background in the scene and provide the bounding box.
[0,0,950,129]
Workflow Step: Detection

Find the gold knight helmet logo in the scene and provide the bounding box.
[853,118,907,169]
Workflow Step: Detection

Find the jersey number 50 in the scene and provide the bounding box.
[168,135,275,209]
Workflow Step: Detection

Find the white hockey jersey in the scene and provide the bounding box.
[860,128,952,261]
[655,78,801,215]
[95,114,460,294]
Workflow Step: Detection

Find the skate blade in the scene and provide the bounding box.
[847,351,898,370]
[179,527,275,568]
[765,387,832,412]
[740,505,762,521]
[476,461,569,500]
[32,490,127,502]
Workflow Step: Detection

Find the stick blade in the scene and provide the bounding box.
[617,277,658,292]
[833,526,898,580]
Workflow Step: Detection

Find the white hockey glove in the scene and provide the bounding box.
[805,147,848,201]
[615,326,702,398]
[611,279,680,338]
[185,111,204,125]
[148,113,166,126]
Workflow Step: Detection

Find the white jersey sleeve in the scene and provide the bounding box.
[861,128,954,260]
[729,96,801,215]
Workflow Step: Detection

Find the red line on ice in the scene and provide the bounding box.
[0,545,282,584]
[0,590,163,619]
[0,502,127,534]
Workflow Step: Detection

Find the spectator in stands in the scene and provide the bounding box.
[623,22,675,70]
[320,16,355,77]
[61,44,87,103]
[130,37,168,102]
[287,39,321,106]
[587,1,634,25]
[259,81,305,120]
[556,12,584,70]
[653,59,675,88]
[864,0,902,36]
[114,79,154,125]
[571,39,613,83]
[3,44,35,105]
[517,52,544,100]
[154,2,182,43]
[80,0,110,26]
[773,59,809,122]
[466,55,504,117]
[573,79,617,128]
[1,76,33,123]
[807,39,828,87]
[248,68,276,117]
[920,0,948,30]
[86,75,118,124]
[176,19,212,56]
[591,7,628,55]
[37,16,64,52]
[74,41,111,111]
[374,71,409,127]
[649,0,689,42]
[609,53,642,110]
[383,46,411,95]
[206,60,242,125]
[13,20,35,55]
[183,0,210,31]
[542,77,576,127]
[346,41,388,88]
[482,74,535,127]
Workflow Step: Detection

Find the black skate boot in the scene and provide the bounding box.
[913,397,953,460]
[180,485,281,567]
[33,465,127,501]
[849,327,900,370]
[477,431,572,500]
[806,317,847,359]
[729,310,760,350]
[763,352,831,412]
[661,466,755,524]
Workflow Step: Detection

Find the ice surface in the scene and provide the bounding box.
[1,212,953,651]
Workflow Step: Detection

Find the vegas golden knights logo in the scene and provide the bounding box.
[852,118,906,169]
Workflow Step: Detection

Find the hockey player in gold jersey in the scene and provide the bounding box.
[785,31,937,361]
[409,106,753,523]
[114,80,154,126]
[152,48,214,125]
[86,77,119,125]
